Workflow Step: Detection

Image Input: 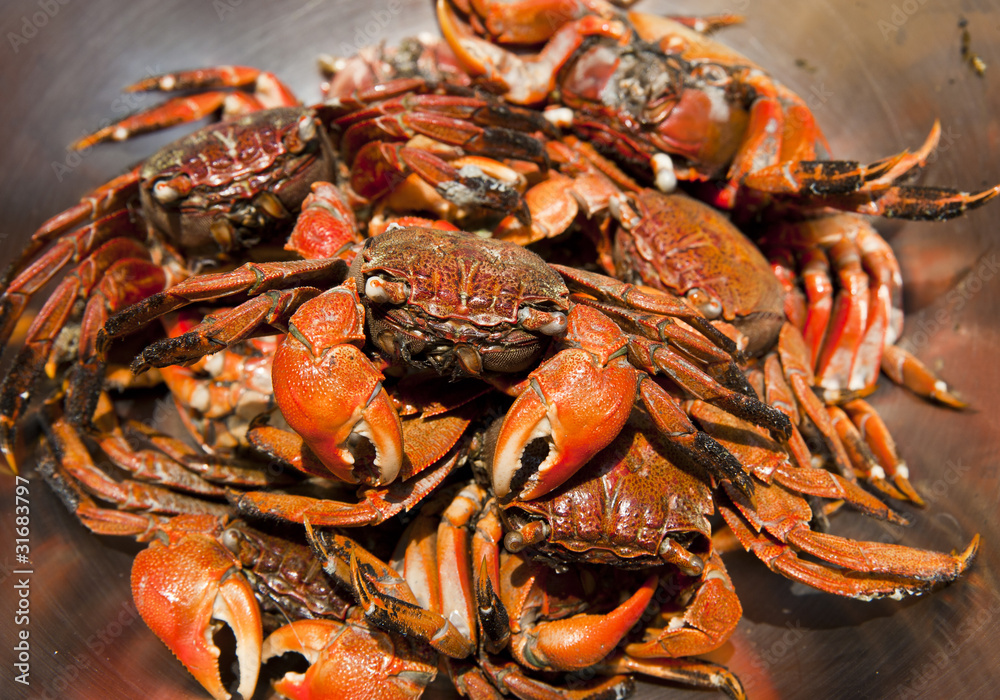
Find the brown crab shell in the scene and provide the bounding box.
[355,226,571,326]
[499,410,715,569]
[140,106,335,260]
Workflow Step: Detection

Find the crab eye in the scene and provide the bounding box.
[152,175,191,203]
[686,287,722,319]
[364,276,409,304]
[284,114,318,154]
[518,307,567,335]
[297,114,317,142]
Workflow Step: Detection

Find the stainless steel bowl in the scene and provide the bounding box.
[1,1,998,698]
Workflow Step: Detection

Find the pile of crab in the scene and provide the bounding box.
[2,2,995,698]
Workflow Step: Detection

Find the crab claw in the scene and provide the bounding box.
[515,574,658,671]
[131,533,262,700]
[493,345,637,501]
[263,618,436,700]
[272,286,404,486]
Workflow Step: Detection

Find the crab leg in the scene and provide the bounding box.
[351,541,475,658]
[827,405,906,501]
[130,286,322,372]
[44,411,231,518]
[629,335,791,439]
[721,482,980,597]
[0,167,140,293]
[598,654,746,700]
[881,344,967,408]
[235,446,460,527]
[509,571,658,671]
[123,419,291,488]
[776,324,856,478]
[438,0,629,104]
[351,142,530,222]
[0,208,139,347]
[99,257,347,350]
[0,242,167,465]
[38,450,171,538]
[73,67,299,149]
[843,399,923,503]
[835,182,1000,220]
[639,378,754,498]
[88,394,229,498]
[554,264,742,358]
[472,502,509,654]
[479,655,635,699]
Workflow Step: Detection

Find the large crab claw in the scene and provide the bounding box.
[492,306,637,501]
[131,527,262,700]
[513,573,659,672]
[262,616,436,700]
[272,281,404,486]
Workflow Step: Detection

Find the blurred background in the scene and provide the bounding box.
[0,1,998,698]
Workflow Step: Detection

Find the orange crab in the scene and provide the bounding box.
[437,0,999,215]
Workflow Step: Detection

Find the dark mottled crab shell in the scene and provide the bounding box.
[499,410,715,570]
[615,190,785,355]
[140,106,335,260]
[357,226,569,323]
[353,226,570,374]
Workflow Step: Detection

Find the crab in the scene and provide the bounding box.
[436,0,999,216]
[487,402,977,599]
[42,441,435,700]
[0,59,555,470]
[304,481,747,699]
[599,186,970,502]
[97,225,799,531]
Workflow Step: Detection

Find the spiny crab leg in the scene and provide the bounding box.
[73,66,299,149]
[131,525,262,700]
[625,552,741,659]
[98,257,347,354]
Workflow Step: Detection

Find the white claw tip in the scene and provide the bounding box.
[543,107,574,128]
[652,153,677,192]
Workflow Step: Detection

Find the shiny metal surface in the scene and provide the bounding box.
[0,1,998,698]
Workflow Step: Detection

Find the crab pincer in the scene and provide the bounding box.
[271,277,405,486]
[492,305,639,501]
[130,516,262,700]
